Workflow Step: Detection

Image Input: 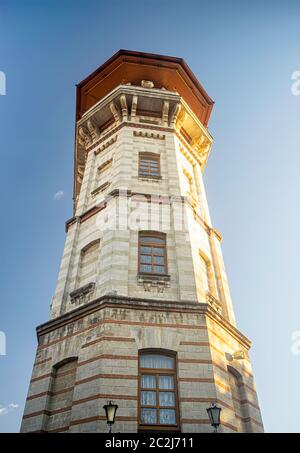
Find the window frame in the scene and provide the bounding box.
[97,158,113,174]
[228,366,249,429]
[77,239,100,288]
[138,152,161,179]
[45,357,78,432]
[138,232,168,276]
[138,349,180,432]
[183,168,197,201]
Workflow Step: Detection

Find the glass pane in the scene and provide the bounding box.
[159,375,174,390]
[154,256,164,265]
[140,264,152,273]
[141,158,157,162]
[159,392,175,407]
[154,247,164,255]
[141,408,157,424]
[154,265,165,274]
[140,255,152,264]
[159,409,176,425]
[140,236,164,244]
[141,374,156,388]
[150,171,159,176]
[141,391,156,406]
[140,354,174,369]
[140,246,151,254]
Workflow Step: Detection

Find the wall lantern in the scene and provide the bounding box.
[103,401,118,433]
[206,402,222,433]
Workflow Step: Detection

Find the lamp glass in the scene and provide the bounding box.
[104,401,118,424]
[207,404,221,427]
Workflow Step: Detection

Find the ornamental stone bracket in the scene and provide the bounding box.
[94,135,117,156]
[175,105,213,170]
[225,349,247,363]
[170,102,181,127]
[206,291,222,315]
[231,350,246,360]
[110,100,121,124]
[137,273,171,294]
[70,282,96,306]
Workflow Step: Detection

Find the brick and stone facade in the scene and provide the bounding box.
[21,50,264,433]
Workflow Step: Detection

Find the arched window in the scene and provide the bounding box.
[228,366,248,433]
[183,168,197,200]
[139,350,179,431]
[139,152,160,178]
[78,239,100,288]
[138,232,167,275]
[45,357,78,432]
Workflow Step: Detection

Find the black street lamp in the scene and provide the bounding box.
[206,402,222,433]
[103,401,118,433]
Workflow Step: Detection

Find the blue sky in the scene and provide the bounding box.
[0,0,300,432]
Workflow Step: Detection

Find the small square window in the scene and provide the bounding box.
[139,153,160,178]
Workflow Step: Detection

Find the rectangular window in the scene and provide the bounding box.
[139,233,167,275]
[139,352,179,431]
[139,153,160,178]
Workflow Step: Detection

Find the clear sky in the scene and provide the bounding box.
[0,0,300,433]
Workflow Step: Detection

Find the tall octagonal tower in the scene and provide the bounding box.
[21,50,263,433]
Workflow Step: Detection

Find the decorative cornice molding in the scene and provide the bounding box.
[65,216,78,232]
[66,189,222,238]
[65,202,107,231]
[90,181,110,198]
[133,130,165,140]
[94,136,117,156]
[86,121,172,153]
[79,203,106,223]
[36,295,252,350]
[78,82,181,125]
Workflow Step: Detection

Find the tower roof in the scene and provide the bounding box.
[76,49,214,126]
